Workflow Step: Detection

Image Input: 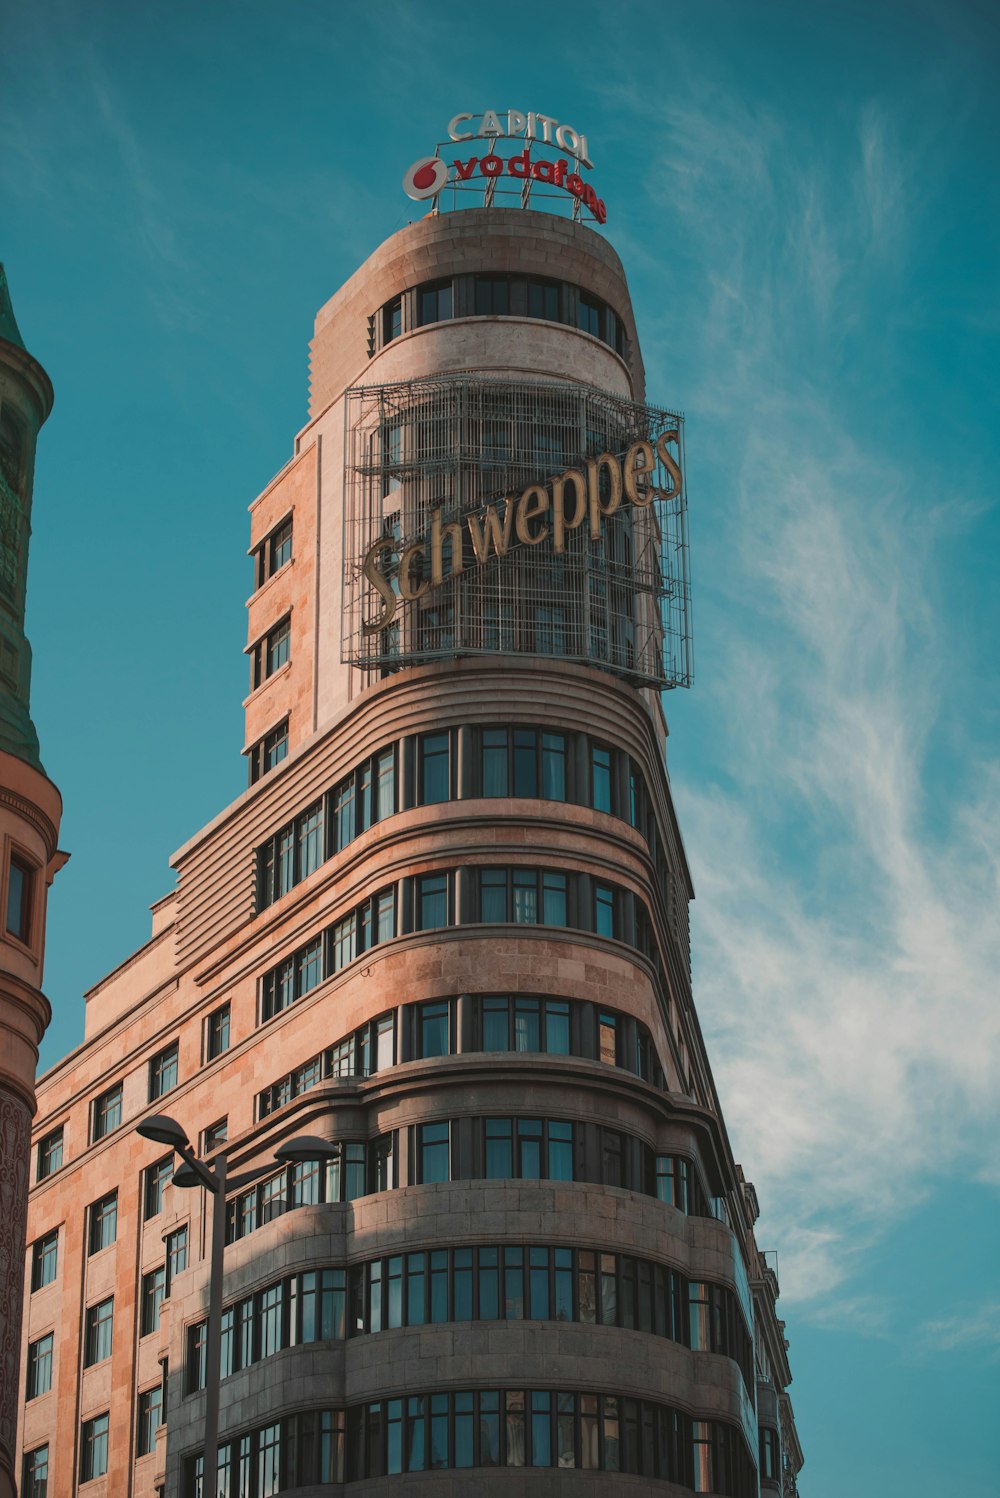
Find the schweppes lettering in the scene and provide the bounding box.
[362,431,682,636]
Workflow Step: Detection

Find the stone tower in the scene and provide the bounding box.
[0,265,66,1498]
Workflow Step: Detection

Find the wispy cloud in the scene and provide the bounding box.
[917,1304,1000,1358]
[603,61,1000,1306]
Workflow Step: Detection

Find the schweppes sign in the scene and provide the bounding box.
[362,429,682,635]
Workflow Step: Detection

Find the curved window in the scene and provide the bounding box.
[184,1395,755,1495]
[186,1244,752,1395]
[370,274,630,363]
[256,994,667,1120]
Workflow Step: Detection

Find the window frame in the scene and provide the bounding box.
[91,1082,123,1142]
[148,1042,179,1102]
[205,1002,231,1062]
[25,1331,53,1399]
[36,1125,63,1181]
[31,1229,58,1290]
[5,849,34,945]
[88,1190,118,1255]
[80,1413,109,1483]
[247,717,289,785]
[83,1296,114,1367]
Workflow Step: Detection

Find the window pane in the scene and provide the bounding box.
[483,996,509,1050]
[420,733,450,804]
[482,729,508,796]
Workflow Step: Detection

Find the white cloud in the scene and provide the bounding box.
[606,70,1000,1307]
[917,1304,1000,1358]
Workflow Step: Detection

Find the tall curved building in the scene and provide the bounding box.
[17,193,802,1498]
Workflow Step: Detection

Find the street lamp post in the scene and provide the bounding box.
[136,1115,339,1498]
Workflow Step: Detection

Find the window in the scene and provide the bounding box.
[6,853,32,942]
[416,1000,450,1058]
[760,1426,780,1480]
[594,883,617,939]
[36,1127,63,1180]
[137,1383,164,1457]
[141,1265,167,1335]
[591,744,613,812]
[167,1226,189,1286]
[480,995,570,1055]
[205,1003,230,1060]
[478,869,567,926]
[84,1298,114,1366]
[149,1042,179,1101]
[417,278,453,326]
[26,1332,53,1397]
[80,1414,109,1482]
[248,718,289,784]
[91,1082,122,1141]
[250,615,291,690]
[253,517,293,590]
[483,1119,574,1182]
[88,1191,117,1254]
[383,295,402,343]
[415,873,449,930]
[417,1122,450,1184]
[418,731,450,804]
[202,1117,228,1152]
[256,797,325,909]
[526,278,560,321]
[578,292,602,337]
[332,746,396,851]
[480,727,566,800]
[22,1445,48,1498]
[144,1155,173,1219]
[31,1230,58,1290]
[475,275,511,315]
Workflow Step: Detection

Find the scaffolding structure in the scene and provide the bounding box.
[342,375,692,692]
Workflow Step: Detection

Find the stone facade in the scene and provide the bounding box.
[16,210,801,1497]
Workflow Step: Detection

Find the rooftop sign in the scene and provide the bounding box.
[403,109,606,225]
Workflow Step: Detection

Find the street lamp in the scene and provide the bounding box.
[136,1114,339,1498]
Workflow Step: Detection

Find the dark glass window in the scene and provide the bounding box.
[31,1230,58,1290]
[88,1191,117,1254]
[383,296,402,343]
[22,1445,48,1498]
[202,1117,228,1152]
[149,1042,179,1101]
[36,1127,63,1180]
[527,279,560,320]
[167,1225,189,1286]
[419,732,450,804]
[206,1002,230,1060]
[417,279,453,326]
[269,518,292,574]
[578,293,602,337]
[84,1297,114,1366]
[141,1265,167,1335]
[480,995,569,1055]
[137,1383,164,1457]
[250,615,291,690]
[80,1414,109,1482]
[591,744,613,812]
[594,884,616,938]
[479,727,566,801]
[417,1000,450,1058]
[26,1333,53,1397]
[415,873,448,930]
[475,275,510,315]
[92,1083,122,1141]
[6,854,32,941]
[418,1122,450,1183]
[144,1155,173,1219]
[478,869,567,926]
[249,718,289,784]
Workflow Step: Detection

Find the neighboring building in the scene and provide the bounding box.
[17,178,802,1496]
[0,266,67,1498]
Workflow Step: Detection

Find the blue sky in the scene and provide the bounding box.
[3,1,998,1492]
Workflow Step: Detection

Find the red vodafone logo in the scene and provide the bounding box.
[403,157,450,200]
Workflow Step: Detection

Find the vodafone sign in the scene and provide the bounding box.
[403,108,606,224]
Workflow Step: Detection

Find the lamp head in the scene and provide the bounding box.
[136,1114,190,1150]
[274,1136,342,1164]
[172,1161,201,1190]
